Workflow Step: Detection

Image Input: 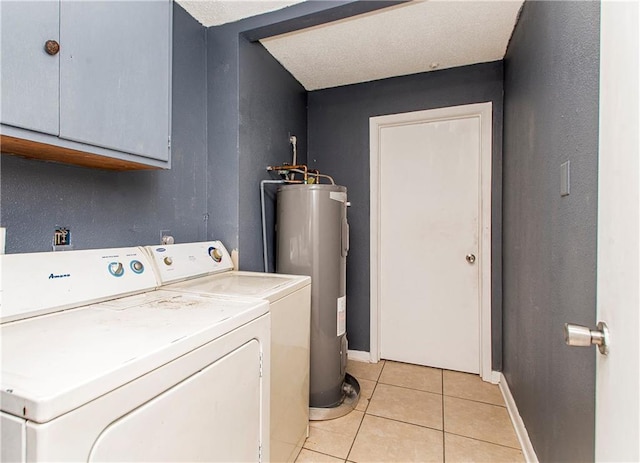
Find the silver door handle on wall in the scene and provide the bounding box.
[466,254,476,264]
[564,322,610,355]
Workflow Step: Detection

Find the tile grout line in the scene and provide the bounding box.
[445,398,507,408]
[375,379,505,404]
[376,380,443,396]
[370,376,507,408]
[346,388,371,460]
[365,361,447,434]
[365,362,449,461]
[444,394,509,409]
[443,431,524,451]
[364,411,444,433]
[301,448,352,461]
[301,361,379,463]
[442,368,446,463]
[345,360,386,462]
[376,380,505,409]
[344,362,448,461]
[379,362,505,406]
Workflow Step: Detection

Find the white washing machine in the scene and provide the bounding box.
[0,247,270,462]
[145,241,311,463]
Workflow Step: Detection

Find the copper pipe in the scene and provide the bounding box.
[267,164,308,182]
[288,168,313,184]
[298,168,335,185]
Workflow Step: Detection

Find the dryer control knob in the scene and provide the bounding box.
[131,260,144,273]
[209,247,223,263]
[109,262,124,277]
[163,256,173,266]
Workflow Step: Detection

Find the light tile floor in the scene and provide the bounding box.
[296,360,524,463]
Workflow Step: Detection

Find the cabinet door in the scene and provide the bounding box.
[59,0,171,162]
[0,1,60,135]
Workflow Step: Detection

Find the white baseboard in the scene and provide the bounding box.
[347,350,371,363]
[499,373,539,463]
[485,370,501,384]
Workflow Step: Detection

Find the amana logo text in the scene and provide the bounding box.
[49,273,71,279]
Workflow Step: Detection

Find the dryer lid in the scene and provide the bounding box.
[0,290,268,423]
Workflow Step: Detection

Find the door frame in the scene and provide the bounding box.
[595,1,639,459]
[369,102,496,382]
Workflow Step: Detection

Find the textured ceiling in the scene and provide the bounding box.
[176,0,304,27]
[178,0,524,91]
[260,0,523,90]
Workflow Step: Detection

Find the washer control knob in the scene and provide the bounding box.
[130,260,144,274]
[108,262,124,277]
[163,256,173,266]
[209,247,223,263]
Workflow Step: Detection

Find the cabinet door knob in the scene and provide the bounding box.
[44,40,60,56]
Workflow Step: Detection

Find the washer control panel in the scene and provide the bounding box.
[145,241,234,285]
[1,247,156,323]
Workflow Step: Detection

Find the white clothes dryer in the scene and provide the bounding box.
[145,241,311,463]
[0,247,270,462]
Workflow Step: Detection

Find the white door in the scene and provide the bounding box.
[594,2,639,460]
[373,104,491,375]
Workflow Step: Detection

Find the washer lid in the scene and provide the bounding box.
[0,290,268,423]
[166,271,311,303]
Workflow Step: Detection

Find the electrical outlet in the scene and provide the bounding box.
[53,227,71,246]
[52,227,72,251]
[160,230,174,245]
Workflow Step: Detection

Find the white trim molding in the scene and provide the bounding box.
[488,370,501,385]
[369,102,493,380]
[499,373,539,463]
[347,350,372,363]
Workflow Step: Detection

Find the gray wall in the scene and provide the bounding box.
[238,38,307,272]
[206,1,394,269]
[206,25,307,269]
[502,2,600,462]
[0,4,208,253]
[307,62,504,364]
[206,22,240,256]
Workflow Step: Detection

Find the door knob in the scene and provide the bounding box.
[564,321,610,355]
[465,254,476,264]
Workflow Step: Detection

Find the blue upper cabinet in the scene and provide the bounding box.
[0,0,172,170]
[59,1,171,162]
[0,1,60,136]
